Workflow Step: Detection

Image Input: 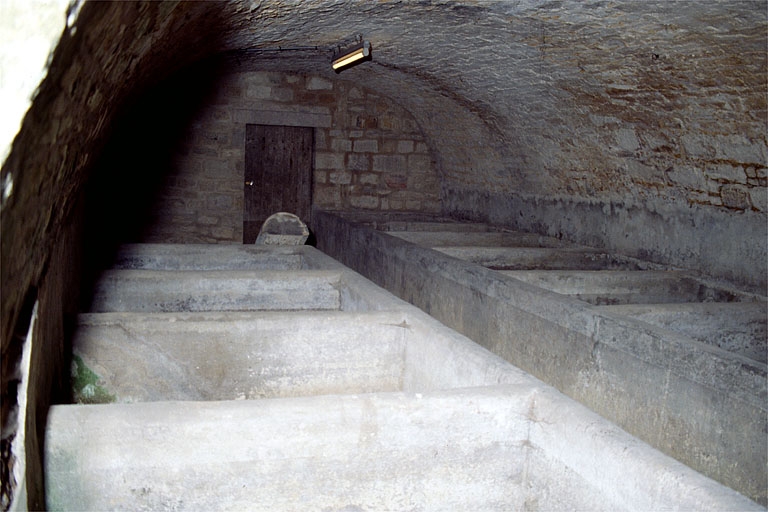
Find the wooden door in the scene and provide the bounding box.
[244,124,314,243]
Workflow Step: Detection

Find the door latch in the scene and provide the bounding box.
[245,181,254,186]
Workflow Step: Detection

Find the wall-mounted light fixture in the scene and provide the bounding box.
[332,40,371,71]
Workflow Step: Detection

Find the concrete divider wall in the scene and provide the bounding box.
[312,209,768,504]
[433,246,654,271]
[114,243,341,272]
[89,269,344,313]
[501,269,751,305]
[113,244,305,271]
[387,230,567,248]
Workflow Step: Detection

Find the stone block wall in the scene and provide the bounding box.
[142,70,441,243]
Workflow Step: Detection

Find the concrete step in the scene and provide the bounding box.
[500,270,752,305]
[387,230,564,247]
[113,243,306,270]
[88,269,343,312]
[45,387,760,511]
[598,302,767,363]
[433,246,657,271]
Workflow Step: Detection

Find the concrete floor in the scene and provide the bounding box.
[313,210,767,506]
[45,244,761,510]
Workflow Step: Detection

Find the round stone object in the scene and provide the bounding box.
[255,212,309,245]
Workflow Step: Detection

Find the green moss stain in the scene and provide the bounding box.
[71,354,116,404]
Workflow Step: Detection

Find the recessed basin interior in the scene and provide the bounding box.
[47,381,757,512]
[597,302,768,364]
[71,307,527,404]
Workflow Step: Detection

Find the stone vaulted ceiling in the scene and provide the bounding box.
[214,0,767,206]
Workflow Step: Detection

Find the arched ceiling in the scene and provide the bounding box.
[203,0,766,206]
[4,0,766,210]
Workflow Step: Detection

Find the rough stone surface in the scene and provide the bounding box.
[1,3,232,503]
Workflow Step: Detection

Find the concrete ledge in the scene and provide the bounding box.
[89,269,343,312]
[526,387,762,511]
[366,219,492,232]
[113,244,362,273]
[401,312,537,391]
[114,243,306,270]
[312,209,768,504]
[46,387,761,511]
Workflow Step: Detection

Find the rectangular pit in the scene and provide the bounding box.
[70,309,529,404]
